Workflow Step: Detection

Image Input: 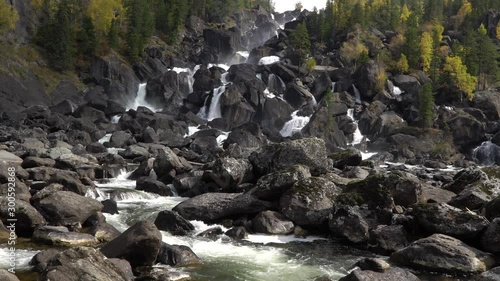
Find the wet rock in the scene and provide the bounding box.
[154,210,195,236]
[100,220,162,268]
[30,249,60,272]
[32,225,98,246]
[136,177,174,196]
[250,165,311,201]
[329,204,370,243]
[173,193,272,222]
[102,199,119,215]
[330,149,362,169]
[478,266,500,281]
[252,210,294,235]
[301,105,348,151]
[89,222,121,242]
[353,258,390,272]
[369,225,409,254]
[225,226,249,239]
[0,197,46,237]
[284,83,316,110]
[156,243,202,267]
[339,267,420,281]
[38,247,130,281]
[390,233,495,274]
[280,177,342,227]
[36,191,103,227]
[250,138,328,176]
[196,227,224,240]
[481,218,500,254]
[413,202,489,240]
[207,157,253,191]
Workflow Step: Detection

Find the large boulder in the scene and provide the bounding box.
[251,210,294,235]
[36,191,103,227]
[283,83,316,110]
[413,203,489,240]
[0,269,20,281]
[250,138,328,176]
[250,165,311,201]
[479,267,500,281]
[32,226,98,247]
[392,75,421,96]
[391,234,495,274]
[203,28,241,62]
[473,89,500,121]
[100,221,162,268]
[339,268,420,281]
[156,243,202,267]
[172,193,272,222]
[207,157,253,191]
[153,147,192,181]
[145,71,185,115]
[279,177,342,227]
[136,177,174,196]
[38,247,130,281]
[219,84,256,130]
[154,210,195,236]
[301,105,348,150]
[481,218,500,254]
[0,197,45,237]
[329,204,370,244]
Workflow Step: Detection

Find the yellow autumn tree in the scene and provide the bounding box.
[395,54,409,74]
[419,32,433,73]
[0,1,18,35]
[454,0,472,30]
[443,56,477,101]
[400,4,411,23]
[340,33,369,69]
[87,0,124,36]
[496,22,500,40]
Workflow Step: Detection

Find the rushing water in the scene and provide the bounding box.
[279,111,311,137]
[127,83,158,112]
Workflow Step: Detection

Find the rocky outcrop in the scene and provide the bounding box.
[391,234,495,274]
[203,28,241,62]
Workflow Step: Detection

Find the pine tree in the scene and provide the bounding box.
[403,13,420,69]
[476,24,499,89]
[126,0,154,61]
[419,83,435,128]
[290,22,311,73]
[78,16,97,56]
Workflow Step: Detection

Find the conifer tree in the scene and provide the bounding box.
[290,22,311,73]
[419,83,435,128]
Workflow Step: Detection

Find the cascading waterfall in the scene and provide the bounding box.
[198,85,226,121]
[280,111,310,137]
[268,73,286,94]
[352,84,362,104]
[347,109,364,145]
[127,83,157,112]
[393,85,403,96]
[473,141,500,166]
[331,82,336,92]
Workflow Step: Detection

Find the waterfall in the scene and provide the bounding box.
[347,109,364,145]
[331,82,336,92]
[268,73,286,94]
[473,141,500,166]
[393,85,403,96]
[280,111,311,137]
[127,83,157,112]
[111,115,121,123]
[352,85,362,104]
[198,85,226,121]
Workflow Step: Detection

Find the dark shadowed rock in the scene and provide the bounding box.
[0,197,46,237]
[390,234,495,274]
[225,226,249,239]
[330,149,362,169]
[30,249,60,273]
[208,157,253,191]
[478,267,500,281]
[136,177,174,196]
[339,268,420,281]
[154,210,195,236]
[369,225,409,254]
[481,218,500,254]
[329,204,370,243]
[156,243,202,267]
[173,193,272,222]
[100,220,162,268]
[250,164,311,201]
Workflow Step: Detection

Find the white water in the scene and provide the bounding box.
[186,126,201,137]
[352,85,362,104]
[331,82,336,92]
[347,109,364,145]
[280,111,310,137]
[0,248,39,271]
[393,85,403,96]
[127,83,158,112]
[258,56,281,65]
[217,131,229,147]
[264,88,276,99]
[206,85,225,121]
[111,115,121,123]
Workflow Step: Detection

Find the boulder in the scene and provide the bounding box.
[225,226,249,239]
[208,157,253,191]
[0,197,46,237]
[172,193,272,222]
[203,28,241,62]
[369,225,409,254]
[392,75,421,96]
[479,267,500,281]
[484,195,500,220]
[21,156,56,168]
[219,84,256,130]
[154,210,195,236]
[301,105,348,150]
[283,83,316,110]
[251,211,294,234]
[250,165,311,201]
[118,145,150,159]
[153,147,192,179]
[89,222,121,242]
[329,204,370,243]
[391,234,495,274]
[29,249,60,272]
[36,191,103,227]
[280,177,342,227]
[250,138,328,176]
[109,131,134,148]
[136,177,174,196]
[481,218,500,254]
[473,89,500,121]
[339,268,420,281]
[330,149,362,169]
[413,203,489,240]
[156,243,202,267]
[32,225,98,246]
[100,220,162,268]
[38,247,130,281]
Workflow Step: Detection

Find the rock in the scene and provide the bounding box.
[481,218,500,254]
[0,150,23,165]
[252,210,294,234]
[473,89,500,121]
[335,175,395,210]
[196,226,224,240]
[38,247,130,281]
[393,75,421,96]
[36,191,103,227]
[219,84,256,130]
[250,165,311,201]
[413,203,489,240]
[208,157,253,191]
[280,177,342,227]
[330,149,362,169]
[109,131,134,148]
[154,210,195,236]
[0,180,30,202]
[0,197,46,237]
[102,199,119,215]
[353,258,390,272]
[225,226,249,239]
[329,204,370,243]
[443,167,488,194]
[261,97,294,133]
[100,220,162,268]
[89,222,121,242]
[224,122,267,152]
[156,243,202,267]
[30,249,60,272]
[142,127,159,143]
[173,193,272,222]
[479,267,500,281]
[136,177,174,196]
[153,147,192,180]
[118,145,150,159]
[441,109,486,149]
[339,268,420,281]
[283,83,316,110]
[390,234,495,274]
[203,28,240,62]
[0,269,20,281]
[311,72,333,101]
[145,71,185,115]
[484,195,500,220]
[32,225,98,246]
[250,138,328,176]
[22,156,56,168]
[369,225,409,254]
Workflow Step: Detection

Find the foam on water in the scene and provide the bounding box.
[347,109,364,145]
[186,126,201,137]
[393,85,403,96]
[245,234,326,245]
[127,83,158,112]
[217,132,229,147]
[361,152,378,160]
[258,56,280,65]
[0,248,39,270]
[111,115,121,123]
[98,133,112,144]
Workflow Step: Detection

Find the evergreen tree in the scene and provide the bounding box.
[108,19,119,49]
[475,24,499,89]
[403,13,420,69]
[126,0,154,61]
[78,16,97,56]
[0,1,18,35]
[419,31,433,73]
[290,22,311,73]
[419,83,435,128]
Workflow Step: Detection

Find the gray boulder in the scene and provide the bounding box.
[156,243,202,267]
[32,225,98,246]
[481,218,500,254]
[154,210,195,236]
[252,211,294,235]
[0,197,46,237]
